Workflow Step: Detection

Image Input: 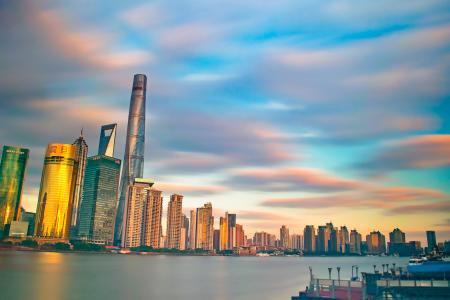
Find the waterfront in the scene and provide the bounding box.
[0,251,408,300]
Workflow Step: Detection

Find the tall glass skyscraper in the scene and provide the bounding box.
[35,144,79,239]
[98,123,117,157]
[114,74,147,246]
[71,132,88,236]
[77,155,121,244]
[0,146,29,238]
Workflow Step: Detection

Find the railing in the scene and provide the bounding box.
[376,279,450,288]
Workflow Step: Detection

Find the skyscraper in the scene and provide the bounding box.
[339,226,349,253]
[35,144,79,239]
[349,229,362,255]
[98,124,117,157]
[166,194,183,249]
[71,132,88,236]
[196,202,214,250]
[141,189,163,248]
[77,155,121,244]
[0,146,29,238]
[317,225,331,254]
[426,231,437,253]
[189,209,197,249]
[389,228,406,243]
[280,225,290,249]
[179,214,189,250]
[219,215,228,251]
[303,225,316,254]
[235,224,245,248]
[122,178,153,248]
[227,213,236,249]
[290,234,303,250]
[366,231,386,254]
[115,74,147,246]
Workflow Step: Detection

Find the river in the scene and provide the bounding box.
[0,251,408,300]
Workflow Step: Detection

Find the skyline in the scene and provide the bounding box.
[1,1,450,242]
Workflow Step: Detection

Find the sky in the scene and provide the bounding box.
[1,0,449,243]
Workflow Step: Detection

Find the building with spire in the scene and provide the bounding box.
[115,74,147,246]
[196,202,214,251]
[71,130,88,237]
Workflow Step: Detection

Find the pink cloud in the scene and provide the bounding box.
[31,6,152,70]
[154,182,228,196]
[229,167,361,192]
[359,134,450,173]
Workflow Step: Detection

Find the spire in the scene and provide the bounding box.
[80,127,84,137]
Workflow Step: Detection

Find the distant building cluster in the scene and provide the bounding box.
[0,74,449,257]
[247,223,447,256]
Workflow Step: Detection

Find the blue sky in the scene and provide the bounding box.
[1,0,449,242]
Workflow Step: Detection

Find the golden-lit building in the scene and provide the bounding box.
[196,202,214,250]
[166,194,183,249]
[219,215,228,251]
[34,144,79,239]
[141,189,163,248]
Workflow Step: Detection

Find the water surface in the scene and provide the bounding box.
[0,251,408,300]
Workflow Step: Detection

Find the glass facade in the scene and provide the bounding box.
[0,146,29,238]
[71,134,88,232]
[115,74,147,246]
[34,144,78,239]
[77,155,121,244]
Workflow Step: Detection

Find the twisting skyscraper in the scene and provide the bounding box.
[71,131,88,237]
[114,74,147,245]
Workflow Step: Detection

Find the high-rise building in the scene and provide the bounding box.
[179,214,189,250]
[329,227,339,253]
[115,74,147,246]
[303,225,316,254]
[77,155,121,244]
[71,132,88,236]
[290,234,303,250]
[235,224,245,248]
[213,229,221,252]
[122,179,153,248]
[349,229,362,255]
[426,231,437,253]
[317,225,331,254]
[253,232,277,248]
[219,215,228,251]
[366,231,386,254]
[0,146,29,238]
[389,228,406,243]
[196,203,214,250]
[339,226,349,253]
[227,213,236,249]
[189,209,197,249]
[98,124,117,157]
[166,194,183,249]
[280,225,290,249]
[141,189,163,248]
[35,144,79,239]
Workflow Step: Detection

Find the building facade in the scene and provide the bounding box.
[115,74,147,246]
[71,133,88,236]
[366,231,386,254]
[189,209,197,249]
[389,228,406,244]
[349,229,362,255]
[280,225,290,249]
[166,194,183,249]
[141,189,163,248]
[35,144,79,239]
[196,203,214,250]
[179,214,189,250]
[426,231,437,253]
[303,225,316,254]
[122,179,153,248]
[0,146,29,238]
[98,123,117,157]
[77,155,121,244]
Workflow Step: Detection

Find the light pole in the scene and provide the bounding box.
[337,267,341,283]
[328,267,332,279]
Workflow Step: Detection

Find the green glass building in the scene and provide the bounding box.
[77,155,121,244]
[0,146,29,238]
